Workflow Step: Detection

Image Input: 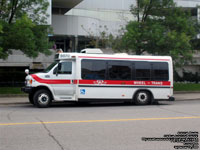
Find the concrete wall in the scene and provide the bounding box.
[0,50,56,69]
[52,0,200,37]
[52,14,125,36]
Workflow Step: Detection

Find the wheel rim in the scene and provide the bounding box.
[137,92,148,103]
[38,93,49,105]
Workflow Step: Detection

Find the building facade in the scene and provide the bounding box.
[51,0,200,52]
[0,0,200,86]
[50,0,200,78]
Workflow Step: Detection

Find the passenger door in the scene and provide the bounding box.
[51,60,76,100]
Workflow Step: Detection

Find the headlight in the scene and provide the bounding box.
[25,75,33,86]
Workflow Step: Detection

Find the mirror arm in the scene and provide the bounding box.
[56,71,58,76]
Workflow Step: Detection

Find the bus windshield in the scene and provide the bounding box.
[43,62,57,73]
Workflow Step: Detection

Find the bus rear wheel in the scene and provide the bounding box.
[33,89,52,108]
[134,91,151,105]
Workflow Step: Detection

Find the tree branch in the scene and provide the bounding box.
[0,0,6,18]
[143,0,153,22]
[8,0,19,24]
[137,0,140,22]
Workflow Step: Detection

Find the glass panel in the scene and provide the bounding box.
[152,62,169,81]
[58,62,72,74]
[43,62,57,73]
[135,62,151,80]
[108,61,131,80]
[81,60,106,80]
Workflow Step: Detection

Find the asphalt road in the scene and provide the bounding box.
[0,100,200,150]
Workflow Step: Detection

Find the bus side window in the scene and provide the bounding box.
[108,61,131,80]
[134,61,151,81]
[152,62,169,81]
[81,60,106,80]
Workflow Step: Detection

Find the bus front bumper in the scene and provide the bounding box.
[21,86,33,94]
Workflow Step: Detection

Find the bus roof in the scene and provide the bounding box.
[55,52,172,62]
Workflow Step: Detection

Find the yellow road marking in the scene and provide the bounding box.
[0,116,200,126]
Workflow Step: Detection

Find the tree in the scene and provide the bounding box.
[81,24,113,49]
[0,23,2,55]
[117,0,198,66]
[0,0,52,59]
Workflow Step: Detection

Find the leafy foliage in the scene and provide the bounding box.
[0,0,52,59]
[114,0,199,66]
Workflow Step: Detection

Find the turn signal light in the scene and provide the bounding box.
[29,79,33,84]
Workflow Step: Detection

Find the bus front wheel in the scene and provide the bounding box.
[33,89,52,108]
[134,91,151,105]
[28,93,34,105]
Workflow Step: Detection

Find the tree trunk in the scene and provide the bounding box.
[8,0,19,24]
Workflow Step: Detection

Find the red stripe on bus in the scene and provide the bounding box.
[31,74,71,84]
[31,75,170,86]
[78,56,170,61]
[79,80,171,86]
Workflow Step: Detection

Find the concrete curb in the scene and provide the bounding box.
[174,91,200,94]
[0,94,28,97]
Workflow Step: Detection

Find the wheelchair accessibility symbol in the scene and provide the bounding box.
[80,89,86,95]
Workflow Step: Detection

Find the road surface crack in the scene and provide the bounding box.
[36,118,66,150]
[6,110,18,121]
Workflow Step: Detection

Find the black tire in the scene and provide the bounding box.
[33,89,52,108]
[28,93,34,105]
[134,91,151,105]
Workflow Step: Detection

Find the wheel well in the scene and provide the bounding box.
[32,86,54,100]
[133,89,154,103]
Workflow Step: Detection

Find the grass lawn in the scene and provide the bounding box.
[174,83,200,91]
[0,87,24,94]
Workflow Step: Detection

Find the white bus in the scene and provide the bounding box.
[22,49,174,108]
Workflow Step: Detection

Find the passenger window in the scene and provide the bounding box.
[81,60,106,80]
[152,62,169,81]
[58,62,72,74]
[134,62,151,80]
[108,61,131,80]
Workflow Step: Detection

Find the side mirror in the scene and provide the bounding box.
[25,69,29,75]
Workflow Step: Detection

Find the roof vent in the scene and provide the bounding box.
[80,48,103,54]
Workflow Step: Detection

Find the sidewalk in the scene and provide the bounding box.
[0,92,200,104]
[174,92,200,101]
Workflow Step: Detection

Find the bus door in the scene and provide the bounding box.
[51,60,76,100]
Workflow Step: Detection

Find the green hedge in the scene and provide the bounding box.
[0,87,24,94]
[174,83,200,91]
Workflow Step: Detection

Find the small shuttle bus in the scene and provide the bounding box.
[22,49,174,108]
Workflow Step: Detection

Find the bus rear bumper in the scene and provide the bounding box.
[168,96,175,101]
[156,96,175,102]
